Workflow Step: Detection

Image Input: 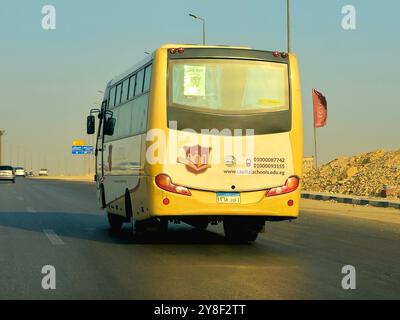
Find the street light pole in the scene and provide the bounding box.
[189,13,206,45]
[0,130,4,165]
[287,0,291,52]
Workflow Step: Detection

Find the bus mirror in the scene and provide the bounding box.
[104,117,116,136]
[87,115,95,135]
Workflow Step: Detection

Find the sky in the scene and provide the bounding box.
[0,0,399,175]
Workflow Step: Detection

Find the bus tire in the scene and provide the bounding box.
[108,213,124,232]
[156,219,169,233]
[223,218,264,243]
[134,220,146,235]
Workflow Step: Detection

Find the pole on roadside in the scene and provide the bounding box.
[313,127,318,169]
[189,13,206,45]
[287,0,291,52]
[0,130,5,165]
[202,19,206,45]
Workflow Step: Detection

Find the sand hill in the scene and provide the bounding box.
[302,149,400,199]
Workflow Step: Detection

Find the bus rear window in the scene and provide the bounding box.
[169,59,289,114]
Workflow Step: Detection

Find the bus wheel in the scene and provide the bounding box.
[223,219,264,243]
[156,219,168,233]
[133,219,145,235]
[107,213,124,232]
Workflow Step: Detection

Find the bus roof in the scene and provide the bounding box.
[159,43,252,50]
[109,54,153,88]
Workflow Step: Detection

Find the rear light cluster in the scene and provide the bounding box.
[155,174,192,196]
[169,47,185,54]
[156,174,298,199]
[265,176,300,197]
[273,51,288,58]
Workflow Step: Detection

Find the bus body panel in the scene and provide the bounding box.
[95,45,303,223]
[159,130,294,192]
[288,53,303,181]
[102,135,142,205]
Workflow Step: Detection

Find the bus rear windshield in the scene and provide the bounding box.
[168,59,289,114]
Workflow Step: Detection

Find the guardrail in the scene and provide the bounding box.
[301,191,400,209]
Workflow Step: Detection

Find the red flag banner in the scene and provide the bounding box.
[312,89,328,128]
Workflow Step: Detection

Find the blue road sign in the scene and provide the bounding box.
[72,146,94,155]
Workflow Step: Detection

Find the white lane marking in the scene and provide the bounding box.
[17,196,24,201]
[26,207,37,213]
[43,229,65,245]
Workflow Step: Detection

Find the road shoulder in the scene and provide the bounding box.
[301,198,400,225]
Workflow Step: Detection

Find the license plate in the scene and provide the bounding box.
[216,192,241,204]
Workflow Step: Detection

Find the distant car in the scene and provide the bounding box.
[14,167,26,177]
[39,168,48,176]
[0,165,15,183]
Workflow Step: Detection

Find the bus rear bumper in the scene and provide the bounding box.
[149,181,301,220]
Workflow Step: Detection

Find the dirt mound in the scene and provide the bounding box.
[302,149,400,199]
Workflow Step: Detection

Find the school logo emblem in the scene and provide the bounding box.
[224,155,236,167]
[177,145,212,174]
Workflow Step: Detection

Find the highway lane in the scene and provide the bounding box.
[0,178,399,299]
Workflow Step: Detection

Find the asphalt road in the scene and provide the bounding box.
[0,178,399,299]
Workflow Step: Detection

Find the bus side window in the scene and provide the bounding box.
[128,74,136,100]
[121,79,129,104]
[117,104,132,138]
[131,94,148,135]
[135,69,144,96]
[109,86,116,108]
[143,65,152,92]
[115,83,122,106]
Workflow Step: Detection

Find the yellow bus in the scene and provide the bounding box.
[87,44,303,242]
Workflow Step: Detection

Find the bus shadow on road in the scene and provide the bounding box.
[111,225,232,245]
[0,211,122,244]
[0,211,246,245]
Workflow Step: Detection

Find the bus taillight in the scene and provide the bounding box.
[265,176,300,197]
[155,174,192,196]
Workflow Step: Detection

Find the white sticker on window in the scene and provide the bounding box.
[184,65,206,96]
